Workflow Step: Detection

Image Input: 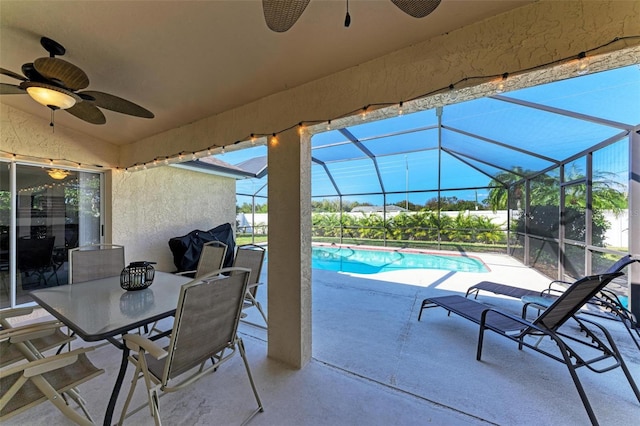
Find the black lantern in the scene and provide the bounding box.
[120,261,155,291]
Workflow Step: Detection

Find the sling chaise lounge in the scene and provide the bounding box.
[419,272,640,426]
[466,255,640,349]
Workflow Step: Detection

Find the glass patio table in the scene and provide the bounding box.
[30,271,192,426]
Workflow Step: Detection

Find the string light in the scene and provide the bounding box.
[448,84,458,101]
[298,122,305,135]
[577,51,590,75]
[191,152,197,160]
[2,36,637,171]
[221,146,226,154]
[496,72,509,93]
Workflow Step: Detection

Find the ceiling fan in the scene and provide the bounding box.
[0,36,154,125]
[262,0,441,32]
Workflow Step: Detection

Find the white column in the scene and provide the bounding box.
[628,132,639,318]
[267,129,312,368]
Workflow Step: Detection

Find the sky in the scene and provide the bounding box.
[215,65,639,207]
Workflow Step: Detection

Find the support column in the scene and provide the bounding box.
[629,131,639,319]
[267,129,312,368]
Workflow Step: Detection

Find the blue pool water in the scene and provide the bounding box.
[311,246,489,274]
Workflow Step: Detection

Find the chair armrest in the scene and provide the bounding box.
[0,321,65,343]
[175,270,196,277]
[548,280,571,291]
[0,307,35,322]
[247,281,263,290]
[0,347,95,378]
[123,334,168,360]
[479,306,545,335]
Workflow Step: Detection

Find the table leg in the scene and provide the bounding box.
[103,344,130,426]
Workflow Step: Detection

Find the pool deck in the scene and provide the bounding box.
[6,252,640,425]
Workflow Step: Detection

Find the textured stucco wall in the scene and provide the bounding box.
[0,104,118,167]
[111,166,236,272]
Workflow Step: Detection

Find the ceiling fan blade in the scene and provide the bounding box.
[34,57,90,90]
[1,68,27,81]
[65,101,106,125]
[391,0,441,18]
[262,0,310,32]
[0,83,26,94]
[79,91,154,118]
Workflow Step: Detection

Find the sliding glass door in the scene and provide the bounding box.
[0,161,102,308]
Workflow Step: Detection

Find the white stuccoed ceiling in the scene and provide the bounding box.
[0,0,532,145]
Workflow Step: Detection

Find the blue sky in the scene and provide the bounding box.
[217,65,638,207]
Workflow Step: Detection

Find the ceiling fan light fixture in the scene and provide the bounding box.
[22,81,79,110]
[47,168,71,180]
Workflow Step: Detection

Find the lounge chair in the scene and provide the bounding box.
[117,267,264,425]
[466,254,640,349]
[419,272,640,426]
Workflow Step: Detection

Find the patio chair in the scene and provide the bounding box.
[0,334,104,425]
[419,272,640,426]
[176,240,228,279]
[117,267,264,426]
[0,307,75,368]
[69,243,125,283]
[466,254,640,349]
[233,244,267,326]
[17,236,59,287]
[147,241,229,336]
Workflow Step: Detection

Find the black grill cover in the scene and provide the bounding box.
[168,223,235,272]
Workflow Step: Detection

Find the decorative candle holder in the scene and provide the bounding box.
[120,261,156,291]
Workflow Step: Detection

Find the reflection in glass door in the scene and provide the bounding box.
[0,162,102,308]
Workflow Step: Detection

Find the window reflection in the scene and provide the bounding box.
[0,163,102,308]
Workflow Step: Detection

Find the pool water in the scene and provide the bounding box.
[311,246,489,274]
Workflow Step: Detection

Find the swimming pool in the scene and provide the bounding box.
[311,245,489,274]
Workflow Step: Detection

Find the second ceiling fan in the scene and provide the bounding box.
[262,0,442,32]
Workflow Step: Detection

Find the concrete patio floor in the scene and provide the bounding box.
[4,252,640,425]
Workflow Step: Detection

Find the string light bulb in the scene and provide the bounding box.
[298,122,305,135]
[361,106,368,120]
[250,134,256,145]
[496,73,509,93]
[576,52,589,75]
[398,102,404,116]
[326,120,332,131]
[164,157,169,165]
[270,133,278,146]
[221,146,226,154]
[448,84,458,101]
